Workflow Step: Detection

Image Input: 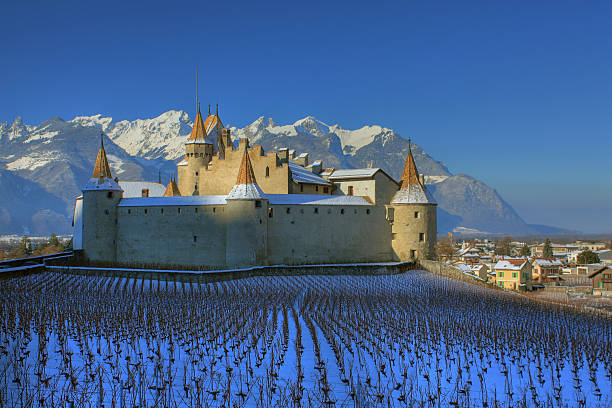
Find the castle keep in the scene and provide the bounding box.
[73,107,437,268]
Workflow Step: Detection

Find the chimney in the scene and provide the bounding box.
[142,188,150,197]
[295,152,309,167]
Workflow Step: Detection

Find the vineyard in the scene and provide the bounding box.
[1,270,611,407]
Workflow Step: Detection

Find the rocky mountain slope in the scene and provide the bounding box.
[0,112,535,235]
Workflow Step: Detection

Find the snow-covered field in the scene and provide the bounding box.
[1,270,611,407]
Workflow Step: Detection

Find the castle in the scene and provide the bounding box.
[73,106,437,268]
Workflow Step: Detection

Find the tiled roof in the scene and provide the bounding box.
[391,142,436,205]
[92,135,112,179]
[163,180,181,196]
[227,147,263,200]
[188,110,209,142]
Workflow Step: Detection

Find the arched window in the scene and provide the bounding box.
[265,166,270,177]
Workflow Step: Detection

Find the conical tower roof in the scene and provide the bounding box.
[187,106,211,143]
[226,146,263,200]
[163,177,181,196]
[391,140,436,204]
[92,134,112,179]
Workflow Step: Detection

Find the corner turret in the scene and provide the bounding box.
[389,139,437,260]
[225,145,268,267]
[81,134,123,262]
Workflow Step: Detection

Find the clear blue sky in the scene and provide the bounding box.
[2,0,611,233]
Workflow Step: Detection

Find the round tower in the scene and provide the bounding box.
[178,106,213,196]
[390,140,437,260]
[81,134,123,262]
[225,146,268,267]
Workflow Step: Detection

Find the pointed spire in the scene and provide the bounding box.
[398,137,421,189]
[226,145,263,200]
[163,178,181,196]
[188,109,207,141]
[92,133,112,179]
[158,170,162,184]
[391,138,436,204]
[208,104,211,115]
[216,103,218,116]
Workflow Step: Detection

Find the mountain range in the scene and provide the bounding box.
[0,111,560,236]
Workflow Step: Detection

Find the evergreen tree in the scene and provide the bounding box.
[20,235,31,256]
[577,250,600,265]
[542,238,553,258]
[520,243,531,257]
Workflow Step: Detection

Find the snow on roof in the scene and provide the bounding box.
[266,194,373,206]
[177,158,188,166]
[117,192,372,207]
[494,260,528,270]
[455,263,472,273]
[226,183,264,200]
[82,177,123,192]
[327,168,380,180]
[298,152,308,158]
[533,259,563,267]
[288,162,331,186]
[118,195,227,207]
[391,184,436,205]
[119,181,166,198]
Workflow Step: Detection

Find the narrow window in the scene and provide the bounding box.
[107,192,113,199]
[415,211,420,218]
[340,209,345,214]
[286,208,291,214]
[105,209,109,215]
[300,184,304,192]
[410,250,416,258]
[300,208,304,214]
[195,208,198,213]
[354,209,357,214]
[268,208,274,218]
[144,209,148,215]
[366,209,370,215]
[419,232,425,242]
[348,186,354,196]
[315,185,319,192]
[128,209,131,215]
[161,208,164,214]
[178,208,181,214]
[195,171,199,176]
[141,188,149,197]
[324,187,329,194]
[193,235,197,243]
[255,200,262,208]
[265,167,270,177]
[314,208,318,214]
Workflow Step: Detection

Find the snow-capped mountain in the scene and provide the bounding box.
[0,111,534,235]
[71,110,193,160]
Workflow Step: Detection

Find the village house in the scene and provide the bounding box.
[530,258,563,283]
[493,259,533,291]
[589,266,612,296]
[470,264,489,281]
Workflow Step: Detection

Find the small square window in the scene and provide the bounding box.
[419,233,425,242]
[193,236,197,242]
[255,200,262,208]
[323,187,329,194]
[144,209,148,214]
[286,208,291,214]
[314,208,318,214]
[107,192,113,199]
[414,211,420,218]
[195,208,198,213]
[340,209,345,214]
[366,209,370,215]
